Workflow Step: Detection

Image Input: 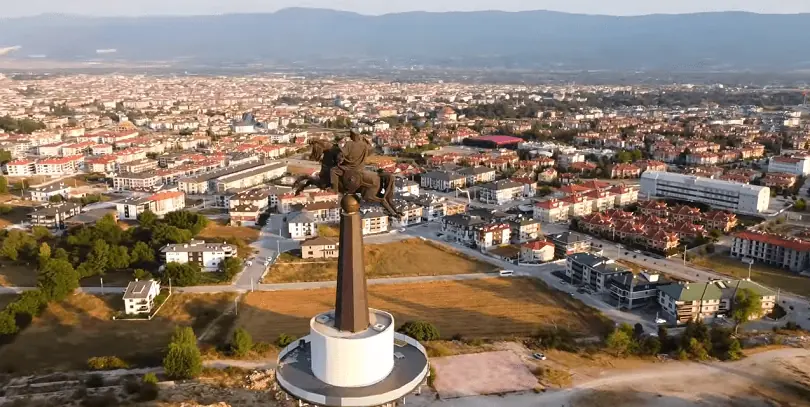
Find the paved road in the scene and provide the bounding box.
[232,214,300,288]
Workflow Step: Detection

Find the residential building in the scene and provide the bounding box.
[730,231,810,273]
[301,236,339,259]
[640,171,770,214]
[5,159,35,176]
[610,163,641,178]
[478,180,524,205]
[122,280,161,315]
[116,191,186,220]
[509,217,542,244]
[35,155,84,175]
[441,214,486,246]
[178,161,286,194]
[458,166,497,185]
[29,182,71,202]
[161,240,236,271]
[287,211,317,240]
[608,272,670,309]
[302,201,341,224]
[420,170,466,192]
[566,253,632,293]
[29,201,82,229]
[768,155,810,176]
[520,240,555,263]
[113,172,164,191]
[395,178,420,196]
[393,201,423,227]
[476,223,511,249]
[361,211,389,235]
[658,280,776,325]
[546,231,592,259]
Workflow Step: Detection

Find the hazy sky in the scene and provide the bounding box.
[3,0,810,18]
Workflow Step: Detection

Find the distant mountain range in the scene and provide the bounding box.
[3,8,810,71]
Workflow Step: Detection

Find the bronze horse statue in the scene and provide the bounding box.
[294,138,403,217]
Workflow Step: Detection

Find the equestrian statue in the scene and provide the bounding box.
[293,132,403,217]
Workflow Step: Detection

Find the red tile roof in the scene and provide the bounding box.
[734,231,810,252]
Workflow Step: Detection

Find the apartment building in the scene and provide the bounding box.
[547,231,592,259]
[361,211,389,235]
[287,211,318,240]
[303,201,341,224]
[178,161,286,194]
[116,191,186,220]
[161,240,236,271]
[35,155,84,176]
[29,182,71,202]
[394,178,420,196]
[476,223,511,249]
[392,201,423,227]
[768,155,810,176]
[509,217,542,244]
[119,159,158,174]
[277,191,339,214]
[458,166,497,185]
[122,280,161,315]
[478,180,523,205]
[730,231,810,273]
[566,253,632,293]
[420,170,466,192]
[86,156,118,173]
[640,171,770,214]
[113,172,164,191]
[300,236,339,259]
[658,280,775,325]
[608,272,670,309]
[29,201,82,229]
[5,159,35,176]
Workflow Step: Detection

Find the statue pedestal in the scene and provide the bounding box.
[335,195,370,332]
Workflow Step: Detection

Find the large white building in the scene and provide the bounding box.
[768,156,810,176]
[116,191,186,220]
[640,171,770,214]
[161,240,236,271]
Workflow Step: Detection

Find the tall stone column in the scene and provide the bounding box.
[334,194,370,332]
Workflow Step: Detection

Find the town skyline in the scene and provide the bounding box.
[3,1,810,18]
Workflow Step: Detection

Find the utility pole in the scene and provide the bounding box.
[169,277,172,294]
[234,297,238,316]
[747,261,752,280]
[100,277,104,295]
[683,245,687,266]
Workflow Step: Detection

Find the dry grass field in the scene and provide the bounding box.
[691,254,810,297]
[264,238,496,283]
[198,221,260,243]
[0,292,236,373]
[236,278,611,341]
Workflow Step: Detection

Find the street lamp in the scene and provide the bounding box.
[743,258,754,280]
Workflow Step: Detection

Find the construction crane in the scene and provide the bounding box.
[455,187,471,203]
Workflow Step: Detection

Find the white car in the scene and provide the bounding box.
[399,228,406,232]
[532,353,547,360]
[655,318,667,324]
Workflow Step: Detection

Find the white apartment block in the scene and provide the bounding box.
[640,171,770,214]
[29,182,71,202]
[35,155,84,176]
[114,172,163,191]
[730,231,810,273]
[161,240,236,271]
[361,211,389,235]
[478,180,524,205]
[768,156,810,176]
[5,159,35,176]
[287,211,318,240]
[117,191,186,220]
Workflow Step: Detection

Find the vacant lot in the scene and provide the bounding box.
[691,254,810,297]
[198,221,260,243]
[0,262,38,287]
[432,351,538,398]
[0,292,236,373]
[237,278,611,341]
[264,238,496,283]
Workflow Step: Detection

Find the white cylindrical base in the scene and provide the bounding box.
[309,310,395,388]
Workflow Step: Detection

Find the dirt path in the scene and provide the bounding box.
[418,348,810,407]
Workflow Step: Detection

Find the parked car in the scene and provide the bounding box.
[499,270,514,277]
[655,318,667,324]
[532,353,547,360]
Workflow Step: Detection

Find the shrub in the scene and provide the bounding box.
[87,356,129,370]
[427,365,437,388]
[142,372,159,385]
[137,374,159,402]
[231,328,253,357]
[163,343,202,380]
[252,341,272,354]
[276,333,297,348]
[398,320,440,342]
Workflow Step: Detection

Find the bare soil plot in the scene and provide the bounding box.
[0,262,38,287]
[0,292,236,373]
[431,351,538,398]
[198,220,260,243]
[237,278,612,341]
[263,238,496,283]
[691,254,810,297]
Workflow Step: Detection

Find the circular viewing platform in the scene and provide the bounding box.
[275,310,429,407]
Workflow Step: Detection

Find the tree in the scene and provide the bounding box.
[726,339,743,361]
[37,258,79,301]
[130,241,156,266]
[77,239,110,278]
[219,257,242,280]
[48,194,64,203]
[687,338,709,360]
[658,325,672,353]
[107,245,131,270]
[171,326,197,347]
[605,328,632,357]
[276,333,297,347]
[795,198,807,212]
[640,336,662,356]
[633,323,644,339]
[398,321,440,341]
[52,247,69,261]
[38,242,51,267]
[31,226,51,241]
[0,230,36,262]
[163,342,202,380]
[137,210,158,228]
[732,288,762,333]
[163,210,209,235]
[709,229,722,241]
[0,176,7,193]
[133,268,153,280]
[0,150,12,165]
[0,310,18,335]
[231,328,253,357]
[162,262,201,286]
